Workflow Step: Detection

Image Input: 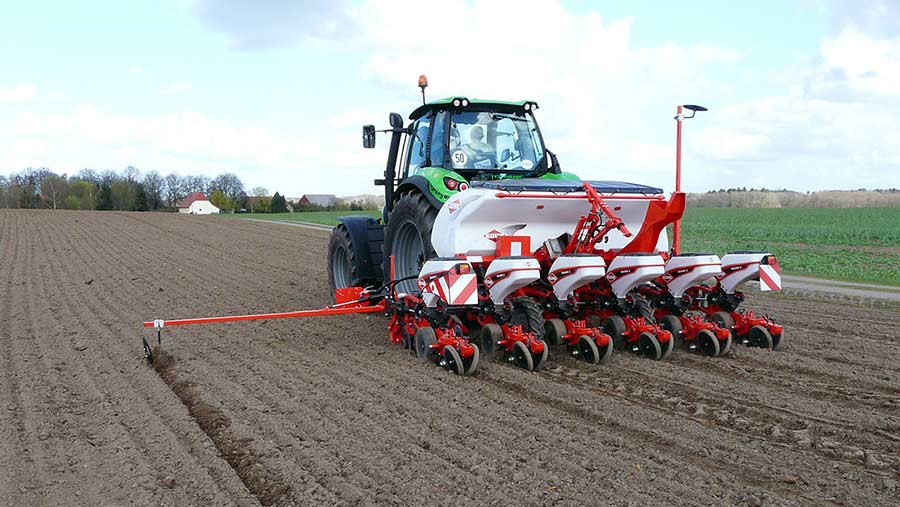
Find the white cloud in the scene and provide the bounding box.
[128,66,146,75]
[0,85,37,102]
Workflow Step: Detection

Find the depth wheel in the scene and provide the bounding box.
[544,319,567,347]
[511,341,534,371]
[415,327,437,362]
[532,342,548,372]
[575,335,600,365]
[709,311,735,331]
[480,324,502,357]
[658,315,683,349]
[462,344,480,376]
[748,325,774,349]
[443,346,464,375]
[772,329,785,351]
[598,315,627,350]
[696,329,720,357]
[637,332,662,360]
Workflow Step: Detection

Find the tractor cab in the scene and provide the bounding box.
[366,96,573,216]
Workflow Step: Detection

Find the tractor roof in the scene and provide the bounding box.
[409,97,538,120]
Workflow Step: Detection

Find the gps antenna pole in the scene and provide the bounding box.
[673,105,684,256]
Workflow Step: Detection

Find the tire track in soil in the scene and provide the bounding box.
[544,354,900,478]
[474,369,829,507]
[151,348,295,506]
[680,352,900,421]
[47,212,266,506]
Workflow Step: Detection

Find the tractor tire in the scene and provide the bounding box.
[509,296,546,341]
[631,294,655,322]
[382,191,438,294]
[327,225,372,300]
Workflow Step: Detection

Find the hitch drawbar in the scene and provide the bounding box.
[141,287,385,364]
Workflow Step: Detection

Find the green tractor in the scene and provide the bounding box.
[327,76,578,295]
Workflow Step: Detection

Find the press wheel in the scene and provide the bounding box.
[510,341,534,371]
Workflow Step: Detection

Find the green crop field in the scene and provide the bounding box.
[679,208,900,286]
[232,207,900,286]
[230,210,381,226]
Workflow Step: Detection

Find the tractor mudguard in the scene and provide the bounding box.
[396,176,445,209]
[336,216,385,283]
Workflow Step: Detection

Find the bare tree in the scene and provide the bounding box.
[42,174,69,210]
[142,170,165,210]
[210,173,245,201]
[123,165,141,183]
[183,174,210,193]
[164,172,184,208]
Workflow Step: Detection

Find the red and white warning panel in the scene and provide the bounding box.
[418,260,478,307]
[759,255,782,291]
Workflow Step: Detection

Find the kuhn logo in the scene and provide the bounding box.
[547,273,558,284]
[484,229,504,242]
[606,273,617,282]
[661,273,674,283]
[448,198,461,214]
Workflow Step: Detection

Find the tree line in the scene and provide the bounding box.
[687,188,900,208]
[0,167,252,212]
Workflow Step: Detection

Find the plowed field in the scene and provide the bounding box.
[1,210,898,506]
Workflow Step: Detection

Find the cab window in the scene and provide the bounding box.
[407,114,431,175]
[430,111,447,168]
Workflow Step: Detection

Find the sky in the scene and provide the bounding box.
[1,0,899,195]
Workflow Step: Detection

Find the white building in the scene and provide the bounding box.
[177,192,220,215]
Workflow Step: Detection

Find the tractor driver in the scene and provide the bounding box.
[466,125,494,155]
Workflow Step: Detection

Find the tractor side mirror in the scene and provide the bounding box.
[500,148,511,163]
[362,125,376,149]
[389,112,403,130]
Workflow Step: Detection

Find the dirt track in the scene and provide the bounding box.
[1,209,898,506]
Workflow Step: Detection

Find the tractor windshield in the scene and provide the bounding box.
[448,110,545,173]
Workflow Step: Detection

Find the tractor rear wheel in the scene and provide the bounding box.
[383,191,438,294]
[509,297,546,341]
[327,225,372,300]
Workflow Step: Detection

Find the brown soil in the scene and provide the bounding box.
[1,209,898,506]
